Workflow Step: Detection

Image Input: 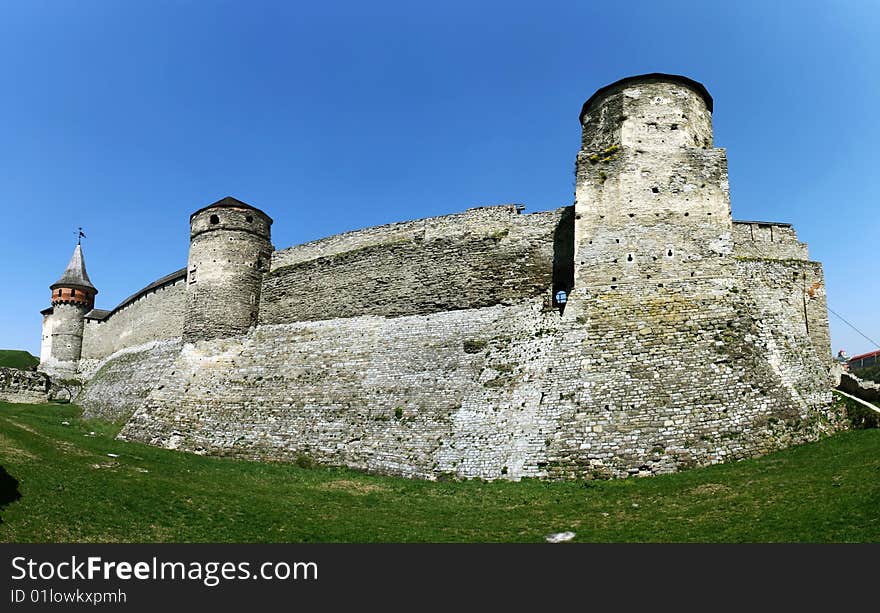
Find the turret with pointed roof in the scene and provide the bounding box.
[39,242,99,376]
[49,244,97,310]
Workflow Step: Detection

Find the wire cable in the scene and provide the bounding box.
[826,305,880,350]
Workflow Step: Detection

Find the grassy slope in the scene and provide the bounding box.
[0,350,39,371]
[0,401,878,543]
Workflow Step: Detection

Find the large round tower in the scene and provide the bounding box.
[39,243,98,377]
[578,73,714,154]
[183,196,273,343]
[572,73,733,295]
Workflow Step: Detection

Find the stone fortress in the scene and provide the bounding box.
[37,74,840,480]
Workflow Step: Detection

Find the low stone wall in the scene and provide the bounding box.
[0,367,49,404]
[77,339,182,422]
[839,372,880,404]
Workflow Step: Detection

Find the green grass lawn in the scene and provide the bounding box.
[1,401,878,543]
[0,350,39,371]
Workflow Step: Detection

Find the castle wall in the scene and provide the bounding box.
[80,277,186,361]
[732,222,809,260]
[731,220,830,359]
[120,286,840,480]
[735,257,831,360]
[260,206,566,324]
[271,205,517,268]
[77,339,183,422]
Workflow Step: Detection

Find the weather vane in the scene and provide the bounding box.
[75,227,86,245]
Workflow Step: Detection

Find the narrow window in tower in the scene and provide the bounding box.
[210,214,220,224]
[189,267,197,284]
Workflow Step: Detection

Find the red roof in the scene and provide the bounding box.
[849,349,880,361]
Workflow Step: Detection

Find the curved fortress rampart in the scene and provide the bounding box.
[38,74,841,480]
[260,206,568,323]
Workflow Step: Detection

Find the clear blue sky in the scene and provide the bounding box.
[1,1,877,357]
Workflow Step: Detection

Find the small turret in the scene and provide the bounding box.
[40,243,98,377]
[183,196,273,343]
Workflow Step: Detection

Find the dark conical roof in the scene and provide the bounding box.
[189,196,273,223]
[50,244,96,291]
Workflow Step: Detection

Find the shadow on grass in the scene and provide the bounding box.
[0,464,22,523]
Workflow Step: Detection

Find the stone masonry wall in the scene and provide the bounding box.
[732,222,809,260]
[0,367,50,404]
[120,283,839,480]
[77,339,182,422]
[580,78,713,153]
[41,303,89,377]
[81,277,186,360]
[271,205,523,268]
[260,206,566,324]
[734,257,831,361]
[731,217,830,359]
[184,204,273,342]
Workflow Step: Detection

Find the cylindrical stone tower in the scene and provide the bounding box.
[572,73,733,295]
[40,244,98,377]
[183,196,273,343]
